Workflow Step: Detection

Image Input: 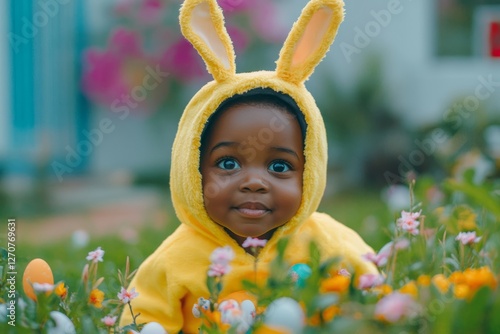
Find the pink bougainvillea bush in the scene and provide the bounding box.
[81,0,288,116]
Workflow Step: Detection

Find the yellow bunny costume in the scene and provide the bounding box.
[120,0,377,331]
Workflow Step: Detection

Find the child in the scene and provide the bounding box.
[120,0,377,332]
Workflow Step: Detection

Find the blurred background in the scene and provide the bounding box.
[0,0,499,266]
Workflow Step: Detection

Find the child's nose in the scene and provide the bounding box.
[239,169,269,193]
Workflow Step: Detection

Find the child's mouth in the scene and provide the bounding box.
[234,202,271,218]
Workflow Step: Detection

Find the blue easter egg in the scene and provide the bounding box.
[289,263,312,287]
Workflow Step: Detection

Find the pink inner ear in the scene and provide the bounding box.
[291,7,333,67]
[190,2,230,70]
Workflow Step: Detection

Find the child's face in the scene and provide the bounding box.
[200,103,304,243]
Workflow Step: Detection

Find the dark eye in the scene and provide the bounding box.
[217,158,240,170]
[269,161,291,173]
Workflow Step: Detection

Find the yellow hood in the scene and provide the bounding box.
[170,0,345,252]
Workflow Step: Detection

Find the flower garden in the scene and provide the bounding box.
[1,170,499,333]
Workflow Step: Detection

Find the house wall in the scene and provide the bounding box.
[79,0,500,176]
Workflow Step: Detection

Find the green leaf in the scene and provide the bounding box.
[451,286,491,334]
[443,179,500,218]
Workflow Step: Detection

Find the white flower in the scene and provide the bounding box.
[117,287,139,304]
[357,274,385,289]
[456,231,481,245]
[382,185,411,212]
[209,246,235,265]
[208,246,235,277]
[101,315,117,327]
[242,237,267,249]
[71,230,89,249]
[208,263,232,277]
[32,282,54,293]
[397,211,421,235]
[86,247,105,263]
[363,238,410,267]
[374,292,420,323]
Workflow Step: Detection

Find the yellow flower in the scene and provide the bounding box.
[54,282,67,299]
[463,267,497,291]
[417,275,431,287]
[320,275,350,294]
[449,271,465,285]
[432,274,450,294]
[308,305,340,326]
[89,288,104,308]
[372,284,393,297]
[399,281,418,298]
[454,284,471,300]
[457,207,477,231]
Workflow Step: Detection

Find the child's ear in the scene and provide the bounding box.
[276,0,344,84]
[180,0,236,82]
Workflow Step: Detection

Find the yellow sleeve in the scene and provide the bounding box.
[118,242,186,332]
[308,212,379,276]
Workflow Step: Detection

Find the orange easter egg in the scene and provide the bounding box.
[23,258,54,300]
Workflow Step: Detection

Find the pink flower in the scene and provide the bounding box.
[86,247,105,263]
[210,246,235,265]
[218,0,249,13]
[118,287,139,304]
[374,292,420,323]
[160,38,206,82]
[455,231,481,245]
[226,25,249,52]
[364,239,410,267]
[242,237,267,249]
[338,268,351,277]
[249,0,288,42]
[137,0,165,25]
[109,28,143,57]
[357,274,385,289]
[208,263,232,277]
[397,210,421,235]
[101,315,117,327]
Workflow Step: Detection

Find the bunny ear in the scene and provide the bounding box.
[180,0,236,82]
[276,0,344,84]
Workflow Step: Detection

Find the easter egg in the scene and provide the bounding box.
[289,263,312,288]
[140,322,167,334]
[264,297,305,334]
[46,311,76,334]
[23,258,54,300]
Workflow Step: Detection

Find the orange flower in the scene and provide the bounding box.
[453,284,471,300]
[372,284,393,297]
[399,281,418,298]
[432,274,450,294]
[308,305,340,326]
[54,282,67,299]
[417,275,431,287]
[89,288,104,308]
[463,267,497,291]
[320,275,350,294]
[449,271,465,285]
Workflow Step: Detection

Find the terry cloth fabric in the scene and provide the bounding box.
[119,0,378,332]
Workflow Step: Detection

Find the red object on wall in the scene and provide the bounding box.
[490,21,500,58]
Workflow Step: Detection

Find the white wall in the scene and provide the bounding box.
[324,0,500,126]
[0,0,11,157]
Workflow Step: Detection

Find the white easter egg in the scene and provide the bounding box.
[264,297,305,334]
[46,311,76,334]
[140,322,167,334]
